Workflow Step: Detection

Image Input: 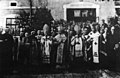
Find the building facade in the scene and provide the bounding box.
[48,0,116,23]
[0,0,43,28]
[0,0,119,28]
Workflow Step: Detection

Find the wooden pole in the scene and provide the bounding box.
[29,0,33,27]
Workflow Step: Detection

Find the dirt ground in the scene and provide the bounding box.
[3,70,120,78]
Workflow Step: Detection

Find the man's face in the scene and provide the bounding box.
[25,32,29,37]
[111,26,115,34]
[95,25,100,31]
[100,28,104,34]
[83,28,88,35]
[91,26,96,32]
[20,32,24,36]
[117,20,120,24]
[37,30,41,35]
[102,20,105,24]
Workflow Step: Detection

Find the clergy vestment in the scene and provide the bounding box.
[88,31,100,63]
[71,35,83,58]
[41,36,52,64]
[55,34,67,64]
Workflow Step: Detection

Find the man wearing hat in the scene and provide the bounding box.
[88,23,100,69]
[54,25,67,68]
[41,24,52,64]
[81,27,90,62]
[70,24,85,70]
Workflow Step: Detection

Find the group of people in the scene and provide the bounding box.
[0,19,120,74]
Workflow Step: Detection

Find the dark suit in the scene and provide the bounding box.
[0,34,4,75]
[107,28,120,70]
[1,33,14,74]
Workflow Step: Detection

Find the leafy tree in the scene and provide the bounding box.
[32,7,53,30]
[16,0,53,30]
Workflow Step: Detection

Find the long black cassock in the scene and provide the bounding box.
[81,34,90,62]
[1,33,14,73]
[107,26,120,70]
[35,35,42,63]
[99,30,108,69]
[0,33,4,74]
[29,35,38,65]
[54,33,67,64]
[20,36,31,64]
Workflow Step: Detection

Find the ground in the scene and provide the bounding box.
[3,67,120,78]
[4,70,120,78]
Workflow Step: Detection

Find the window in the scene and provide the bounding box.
[115,0,120,6]
[9,1,18,7]
[115,8,120,16]
[6,18,19,28]
[11,3,17,6]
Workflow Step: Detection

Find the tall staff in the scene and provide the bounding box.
[67,23,70,59]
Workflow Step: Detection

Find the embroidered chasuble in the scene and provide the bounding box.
[41,36,52,63]
[71,36,83,58]
[55,34,66,64]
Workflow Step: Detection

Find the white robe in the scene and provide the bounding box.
[89,31,100,63]
[41,36,52,63]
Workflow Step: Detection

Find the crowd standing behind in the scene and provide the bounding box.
[0,19,120,74]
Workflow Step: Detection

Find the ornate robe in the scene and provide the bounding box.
[41,36,52,63]
[55,34,67,64]
[89,31,100,63]
[71,35,83,58]
[71,35,84,65]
